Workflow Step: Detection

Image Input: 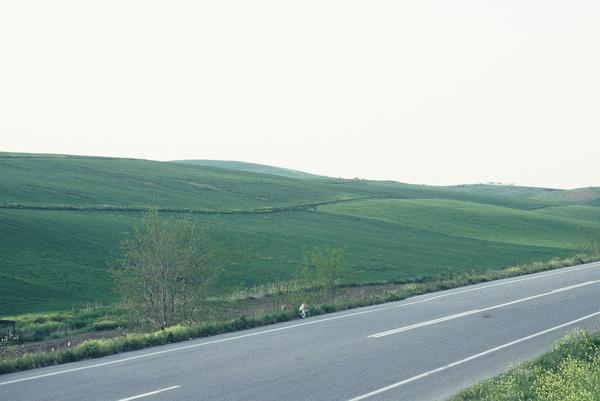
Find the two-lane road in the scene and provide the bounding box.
[2,261,600,401]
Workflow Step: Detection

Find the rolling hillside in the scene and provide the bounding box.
[175,160,325,180]
[448,184,600,205]
[2,152,600,315]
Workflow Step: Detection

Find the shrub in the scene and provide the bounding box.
[0,329,20,360]
[113,209,231,329]
[300,247,345,303]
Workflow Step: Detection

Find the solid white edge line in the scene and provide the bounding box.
[368,279,600,338]
[348,310,600,401]
[116,385,181,401]
[0,261,598,387]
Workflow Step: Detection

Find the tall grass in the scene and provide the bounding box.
[3,305,127,343]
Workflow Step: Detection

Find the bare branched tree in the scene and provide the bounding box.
[113,209,224,329]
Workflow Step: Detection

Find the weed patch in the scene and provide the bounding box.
[451,330,600,401]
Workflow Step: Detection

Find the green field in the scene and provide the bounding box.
[2,152,600,315]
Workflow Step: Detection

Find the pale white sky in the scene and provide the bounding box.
[1,1,599,189]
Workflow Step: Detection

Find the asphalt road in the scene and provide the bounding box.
[2,261,600,401]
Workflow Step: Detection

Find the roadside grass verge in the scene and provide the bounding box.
[1,306,128,344]
[1,254,599,375]
[450,329,600,401]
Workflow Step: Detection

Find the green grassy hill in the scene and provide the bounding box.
[318,199,599,249]
[536,205,600,223]
[446,184,557,199]
[448,184,600,205]
[534,187,600,204]
[2,152,599,315]
[175,160,325,180]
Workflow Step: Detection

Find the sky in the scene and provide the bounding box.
[1,1,599,189]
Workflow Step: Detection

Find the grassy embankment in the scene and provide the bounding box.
[451,329,600,401]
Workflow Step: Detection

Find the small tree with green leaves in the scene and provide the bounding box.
[113,209,223,329]
[590,239,600,257]
[576,238,600,258]
[301,247,345,303]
